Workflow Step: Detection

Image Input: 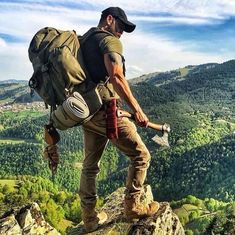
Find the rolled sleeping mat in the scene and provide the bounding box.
[51,92,89,130]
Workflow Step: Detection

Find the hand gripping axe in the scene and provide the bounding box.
[116,109,170,147]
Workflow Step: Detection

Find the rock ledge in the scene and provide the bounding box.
[68,185,185,235]
[0,202,60,235]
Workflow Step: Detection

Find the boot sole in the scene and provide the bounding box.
[125,214,146,222]
[84,223,99,233]
[125,209,159,221]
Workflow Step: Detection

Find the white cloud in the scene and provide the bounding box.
[0,3,98,40]
[37,0,235,19]
[0,0,234,80]
[131,15,220,25]
[0,42,33,80]
[123,31,228,78]
[0,38,7,47]
[0,2,99,80]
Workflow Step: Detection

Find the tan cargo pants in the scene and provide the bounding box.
[79,110,151,210]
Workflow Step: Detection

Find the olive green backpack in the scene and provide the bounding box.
[28,27,102,130]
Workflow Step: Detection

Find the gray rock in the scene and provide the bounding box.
[0,214,22,235]
[67,185,184,235]
[0,203,60,235]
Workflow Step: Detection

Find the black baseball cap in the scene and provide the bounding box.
[101,7,136,33]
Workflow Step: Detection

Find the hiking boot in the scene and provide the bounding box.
[82,209,107,233]
[124,194,159,220]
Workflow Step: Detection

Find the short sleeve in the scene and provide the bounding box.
[99,35,123,55]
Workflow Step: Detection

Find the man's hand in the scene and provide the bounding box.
[134,109,149,127]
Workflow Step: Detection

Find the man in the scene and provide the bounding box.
[79,7,159,232]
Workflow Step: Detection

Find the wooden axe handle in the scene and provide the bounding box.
[147,122,164,131]
[116,109,163,131]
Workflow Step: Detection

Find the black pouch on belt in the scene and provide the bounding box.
[106,99,118,139]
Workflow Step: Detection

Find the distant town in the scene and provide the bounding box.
[0,102,46,113]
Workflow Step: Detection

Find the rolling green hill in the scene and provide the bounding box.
[0,81,41,104]
[1,59,235,234]
[98,60,235,202]
[1,60,235,198]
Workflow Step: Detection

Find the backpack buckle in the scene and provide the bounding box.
[41,64,49,72]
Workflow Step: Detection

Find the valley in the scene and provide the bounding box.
[1,60,235,234]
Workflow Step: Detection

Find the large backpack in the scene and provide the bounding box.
[28,27,102,130]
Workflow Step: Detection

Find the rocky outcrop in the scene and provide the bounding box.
[68,185,185,235]
[0,202,60,235]
[0,186,184,235]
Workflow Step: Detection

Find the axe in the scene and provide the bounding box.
[116,109,170,147]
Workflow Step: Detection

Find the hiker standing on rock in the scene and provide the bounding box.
[79,7,159,232]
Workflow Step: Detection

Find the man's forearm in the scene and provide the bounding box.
[110,73,141,113]
[104,52,142,113]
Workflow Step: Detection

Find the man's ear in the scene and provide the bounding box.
[106,15,114,26]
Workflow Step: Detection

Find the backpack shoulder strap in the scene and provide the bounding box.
[80,27,113,45]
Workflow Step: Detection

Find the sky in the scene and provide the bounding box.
[1,0,235,81]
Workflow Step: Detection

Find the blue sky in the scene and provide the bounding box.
[0,0,235,81]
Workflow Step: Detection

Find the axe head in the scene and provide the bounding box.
[152,130,170,148]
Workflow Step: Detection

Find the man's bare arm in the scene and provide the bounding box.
[104,52,148,126]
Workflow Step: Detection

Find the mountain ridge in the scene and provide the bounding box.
[0,79,27,84]
[129,60,235,87]
[1,59,235,106]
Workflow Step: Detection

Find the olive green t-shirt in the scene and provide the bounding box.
[99,35,123,56]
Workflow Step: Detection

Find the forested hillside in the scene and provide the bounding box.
[98,60,235,202]
[0,60,235,234]
[0,81,41,104]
